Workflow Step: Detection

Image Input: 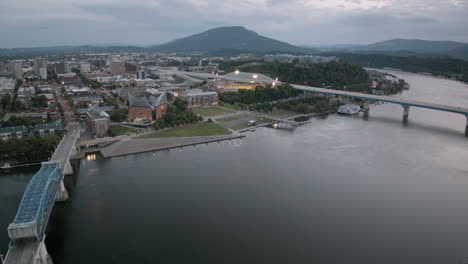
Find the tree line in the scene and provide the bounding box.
[248,96,336,114]
[328,52,468,82]
[219,84,301,105]
[0,135,59,163]
[153,98,203,130]
[240,61,372,92]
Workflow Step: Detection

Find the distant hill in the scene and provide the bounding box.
[361,39,466,53]
[446,44,468,61]
[152,26,318,55]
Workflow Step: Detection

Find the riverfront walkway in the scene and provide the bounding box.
[79,134,245,158]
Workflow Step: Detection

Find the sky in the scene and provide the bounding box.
[1,0,467,48]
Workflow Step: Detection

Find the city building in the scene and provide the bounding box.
[34,58,48,73]
[42,93,55,106]
[39,68,47,79]
[128,91,168,121]
[55,62,66,74]
[0,77,15,100]
[148,91,168,120]
[0,126,28,140]
[17,87,36,98]
[8,63,23,79]
[72,96,103,106]
[136,70,146,80]
[110,60,126,76]
[128,94,152,121]
[32,120,63,137]
[180,91,218,107]
[80,63,91,73]
[85,105,110,137]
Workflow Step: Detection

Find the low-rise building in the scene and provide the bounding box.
[72,96,103,106]
[128,91,168,121]
[32,120,63,137]
[180,91,218,107]
[42,93,55,105]
[128,94,152,121]
[85,105,110,137]
[0,126,28,141]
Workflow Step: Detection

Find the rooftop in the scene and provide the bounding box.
[86,105,110,120]
[0,125,28,134]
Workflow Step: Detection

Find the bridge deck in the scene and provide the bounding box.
[292,85,468,116]
[8,163,60,240]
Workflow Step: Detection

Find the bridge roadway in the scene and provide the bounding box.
[4,128,80,264]
[291,84,468,116]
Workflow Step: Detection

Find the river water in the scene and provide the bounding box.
[1,71,468,264]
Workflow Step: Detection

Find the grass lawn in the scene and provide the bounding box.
[266,109,298,118]
[135,122,231,139]
[174,75,187,84]
[109,125,137,136]
[193,107,233,117]
[216,114,248,122]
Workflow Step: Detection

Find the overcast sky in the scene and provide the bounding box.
[1,0,467,48]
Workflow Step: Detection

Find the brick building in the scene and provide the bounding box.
[128,92,168,121]
[180,91,218,107]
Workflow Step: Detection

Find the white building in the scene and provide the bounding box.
[39,68,47,79]
[80,63,91,73]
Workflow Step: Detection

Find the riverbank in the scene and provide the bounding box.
[74,133,245,159]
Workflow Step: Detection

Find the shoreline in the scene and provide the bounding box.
[73,133,245,159]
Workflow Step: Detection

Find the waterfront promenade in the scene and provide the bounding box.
[76,134,245,159]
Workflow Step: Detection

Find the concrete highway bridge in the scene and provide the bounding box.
[292,84,468,136]
[3,128,80,264]
[177,70,468,135]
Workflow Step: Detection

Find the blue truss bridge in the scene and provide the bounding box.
[4,128,79,264]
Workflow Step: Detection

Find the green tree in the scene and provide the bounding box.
[32,95,48,108]
[1,94,11,109]
[110,108,128,122]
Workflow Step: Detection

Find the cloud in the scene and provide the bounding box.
[0,0,467,48]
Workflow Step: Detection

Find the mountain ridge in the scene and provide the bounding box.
[151,26,319,54]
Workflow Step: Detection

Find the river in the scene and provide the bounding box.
[1,71,468,263]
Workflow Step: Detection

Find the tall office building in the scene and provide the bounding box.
[55,62,66,74]
[110,60,126,76]
[39,68,48,79]
[136,70,146,79]
[8,63,22,79]
[34,58,48,73]
[80,63,91,73]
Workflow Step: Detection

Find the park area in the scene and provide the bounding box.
[108,125,137,136]
[135,122,231,139]
[192,107,233,117]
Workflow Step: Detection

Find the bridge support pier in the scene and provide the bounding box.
[55,180,69,202]
[34,236,53,264]
[362,100,370,119]
[64,160,73,175]
[403,105,410,123]
[465,115,468,137]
